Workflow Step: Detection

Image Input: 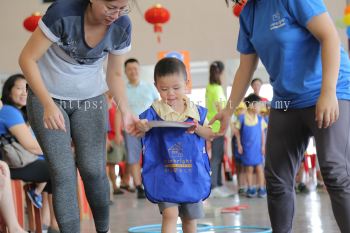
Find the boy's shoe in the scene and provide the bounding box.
[257,187,267,198]
[136,186,146,199]
[246,188,257,198]
[26,188,43,209]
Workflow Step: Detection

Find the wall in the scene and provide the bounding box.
[0,0,348,78]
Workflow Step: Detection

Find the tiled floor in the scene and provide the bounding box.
[81,186,340,233]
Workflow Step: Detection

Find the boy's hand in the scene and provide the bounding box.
[315,91,339,129]
[187,120,199,134]
[123,111,141,136]
[136,119,151,133]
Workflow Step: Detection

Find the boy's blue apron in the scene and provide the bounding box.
[140,105,211,203]
[238,114,263,166]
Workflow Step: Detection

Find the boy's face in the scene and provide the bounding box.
[249,101,261,114]
[251,80,262,94]
[155,74,186,107]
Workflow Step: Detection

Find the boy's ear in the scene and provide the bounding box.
[184,78,191,94]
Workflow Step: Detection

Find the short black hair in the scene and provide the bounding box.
[244,93,261,108]
[154,57,187,83]
[251,78,263,86]
[124,58,139,68]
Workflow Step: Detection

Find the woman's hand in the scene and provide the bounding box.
[43,103,66,132]
[123,111,143,137]
[209,107,232,136]
[315,91,339,129]
[136,119,151,133]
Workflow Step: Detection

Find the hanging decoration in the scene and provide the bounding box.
[144,4,170,43]
[343,4,350,54]
[232,0,247,17]
[23,12,42,32]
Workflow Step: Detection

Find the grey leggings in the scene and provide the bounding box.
[27,90,109,233]
[265,100,350,233]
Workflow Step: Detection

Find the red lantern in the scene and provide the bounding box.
[144,4,170,43]
[23,12,42,32]
[233,1,246,17]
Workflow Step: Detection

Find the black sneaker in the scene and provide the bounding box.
[136,186,146,199]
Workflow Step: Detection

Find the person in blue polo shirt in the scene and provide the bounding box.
[212,0,350,232]
[123,58,159,199]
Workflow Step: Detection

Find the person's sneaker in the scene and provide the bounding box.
[120,184,136,193]
[218,186,235,196]
[210,187,232,198]
[26,188,43,209]
[297,183,309,194]
[257,187,267,198]
[238,187,248,195]
[246,188,257,198]
[136,186,146,199]
[113,189,124,195]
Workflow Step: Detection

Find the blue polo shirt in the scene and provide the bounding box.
[237,0,350,109]
[126,80,159,116]
[0,105,25,135]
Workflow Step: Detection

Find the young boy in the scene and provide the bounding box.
[136,57,215,233]
[235,94,267,198]
[230,102,247,194]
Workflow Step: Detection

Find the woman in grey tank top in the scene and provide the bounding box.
[18,0,140,232]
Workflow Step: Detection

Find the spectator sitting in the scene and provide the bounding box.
[0,74,59,233]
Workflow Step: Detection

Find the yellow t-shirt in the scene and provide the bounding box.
[235,114,267,130]
[152,96,209,125]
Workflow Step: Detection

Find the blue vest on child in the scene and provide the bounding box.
[140,106,211,203]
[238,114,264,166]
